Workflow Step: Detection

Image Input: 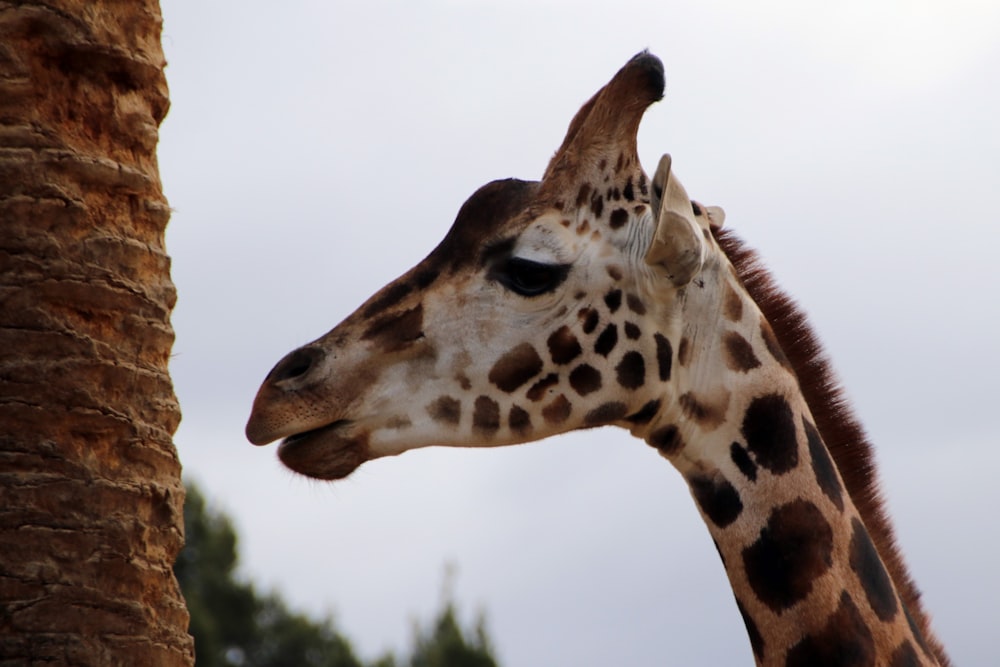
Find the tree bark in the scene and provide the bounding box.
[0,1,192,664]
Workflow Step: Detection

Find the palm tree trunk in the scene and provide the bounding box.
[0,1,192,664]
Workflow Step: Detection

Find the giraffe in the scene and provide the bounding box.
[245,52,950,666]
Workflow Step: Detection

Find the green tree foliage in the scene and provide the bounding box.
[407,602,498,667]
[176,483,501,667]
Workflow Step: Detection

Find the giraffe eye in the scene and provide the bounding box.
[492,257,570,297]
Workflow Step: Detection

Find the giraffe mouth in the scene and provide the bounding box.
[277,420,369,480]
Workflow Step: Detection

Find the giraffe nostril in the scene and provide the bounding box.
[266,346,325,385]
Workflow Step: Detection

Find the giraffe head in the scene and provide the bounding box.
[246,52,723,479]
[246,51,954,667]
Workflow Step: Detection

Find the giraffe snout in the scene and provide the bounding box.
[246,345,331,446]
[265,345,325,387]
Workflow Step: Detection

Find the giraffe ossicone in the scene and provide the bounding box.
[246,52,950,667]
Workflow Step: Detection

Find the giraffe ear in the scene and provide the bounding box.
[645,154,706,286]
[705,205,726,228]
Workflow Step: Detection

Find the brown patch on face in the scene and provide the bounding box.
[547,326,582,365]
[542,394,571,425]
[473,396,501,433]
[723,281,743,322]
[624,322,641,340]
[678,337,691,366]
[623,176,635,201]
[577,219,590,235]
[509,405,532,435]
[604,289,622,313]
[785,593,875,667]
[361,304,425,352]
[609,207,628,229]
[648,424,683,455]
[606,264,623,281]
[413,268,440,290]
[679,390,729,429]
[578,308,599,334]
[584,402,628,425]
[576,183,592,207]
[590,193,604,218]
[615,351,645,389]
[723,331,762,373]
[760,316,791,369]
[625,293,646,315]
[559,218,571,228]
[427,396,461,425]
[488,343,544,392]
[361,280,414,319]
[653,333,672,381]
[594,323,618,357]
[526,373,558,402]
[385,415,412,430]
[569,364,602,396]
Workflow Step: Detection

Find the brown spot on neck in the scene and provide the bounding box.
[677,337,692,366]
[648,423,683,455]
[722,280,744,322]
[722,331,761,373]
[678,389,730,430]
[741,499,833,613]
[785,593,875,667]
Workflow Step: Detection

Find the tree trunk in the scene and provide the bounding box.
[0,1,192,664]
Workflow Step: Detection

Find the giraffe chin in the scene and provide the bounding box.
[276,421,369,480]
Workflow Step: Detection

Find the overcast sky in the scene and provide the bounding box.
[158,2,999,664]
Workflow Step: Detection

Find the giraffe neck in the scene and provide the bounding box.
[634,246,940,666]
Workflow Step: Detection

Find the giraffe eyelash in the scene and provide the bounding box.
[489,257,571,297]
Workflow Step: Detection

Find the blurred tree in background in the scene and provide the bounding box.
[406,602,497,667]
[176,484,500,667]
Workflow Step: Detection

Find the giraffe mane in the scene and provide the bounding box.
[713,227,950,667]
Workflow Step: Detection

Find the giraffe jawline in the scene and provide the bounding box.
[277,420,368,481]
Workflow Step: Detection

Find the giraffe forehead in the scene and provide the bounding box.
[510,215,585,262]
